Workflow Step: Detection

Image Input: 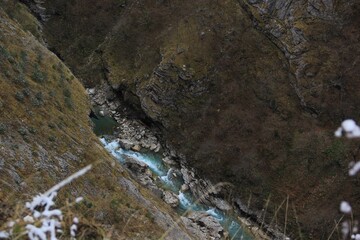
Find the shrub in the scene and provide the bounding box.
[59,73,66,83]
[7,56,16,65]
[48,136,56,142]
[36,52,43,63]
[48,90,56,98]
[31,64,47,83]
[14,73,28,86]
[65,97,74,110]
[22,88,31,97]
[28,127,36,134]
[15,91,25,102]
[0,46,11,60]
[35,91,44,101]
[63,88,71,98]
[4,70,10,78]
[19,50,28,71]
[32,92,44,107]
[31,98,42,107]
[18,126,28,136]
[0,123,6,134]
[48,122,56,129]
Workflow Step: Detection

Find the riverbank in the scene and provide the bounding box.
[88,83,288,240]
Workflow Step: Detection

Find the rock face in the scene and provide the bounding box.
[33,0,360,238]
[181,211,226,240]
[19,0,49,21]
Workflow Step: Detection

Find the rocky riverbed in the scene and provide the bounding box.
[87,84,288,240]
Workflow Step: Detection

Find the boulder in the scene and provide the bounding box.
[181,184,189,192]
[154,143,161,153]
[164,168,182,182]
[86,88,96,95]
[131,144,141,152]
[212,198,232,212]
[162,191,179,208]
[181,211,226,240]
[149,143,157,151]
[123,156,147,173]
[118,139,134,150]
[162,156,177,165]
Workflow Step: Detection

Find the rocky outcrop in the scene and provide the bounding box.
[181,212,226,240]
[88,85,162,153]
[19,0,49,21]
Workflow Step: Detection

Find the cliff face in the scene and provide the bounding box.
[0,3,194,239]
[22,0,360,238]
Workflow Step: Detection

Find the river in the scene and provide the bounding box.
[99,136,253,240]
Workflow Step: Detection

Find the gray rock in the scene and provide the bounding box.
[141,142,150,149]
[181,167,195,184]
[165,168,182,182]
[163,156,177,165]
[87,88,96,95]
[154,143,161,153]
[117,178,192,240]
[181,211,225,240]
[149,143,157,151]
[124,156,147,173]
[212,198,232,212]
[181,184,189,192]
[131,144,141,152]
[162,191,179,208]
[119,139,134,150]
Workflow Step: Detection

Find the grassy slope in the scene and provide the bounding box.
[0,5,190,240]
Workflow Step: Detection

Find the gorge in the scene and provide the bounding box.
[1,0,360,239]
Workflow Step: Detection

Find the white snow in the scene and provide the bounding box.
[75,197,83,203]
[340,201,352,214]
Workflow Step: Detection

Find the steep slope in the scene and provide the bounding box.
[0,4,193,239]
[25,0,360,238]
